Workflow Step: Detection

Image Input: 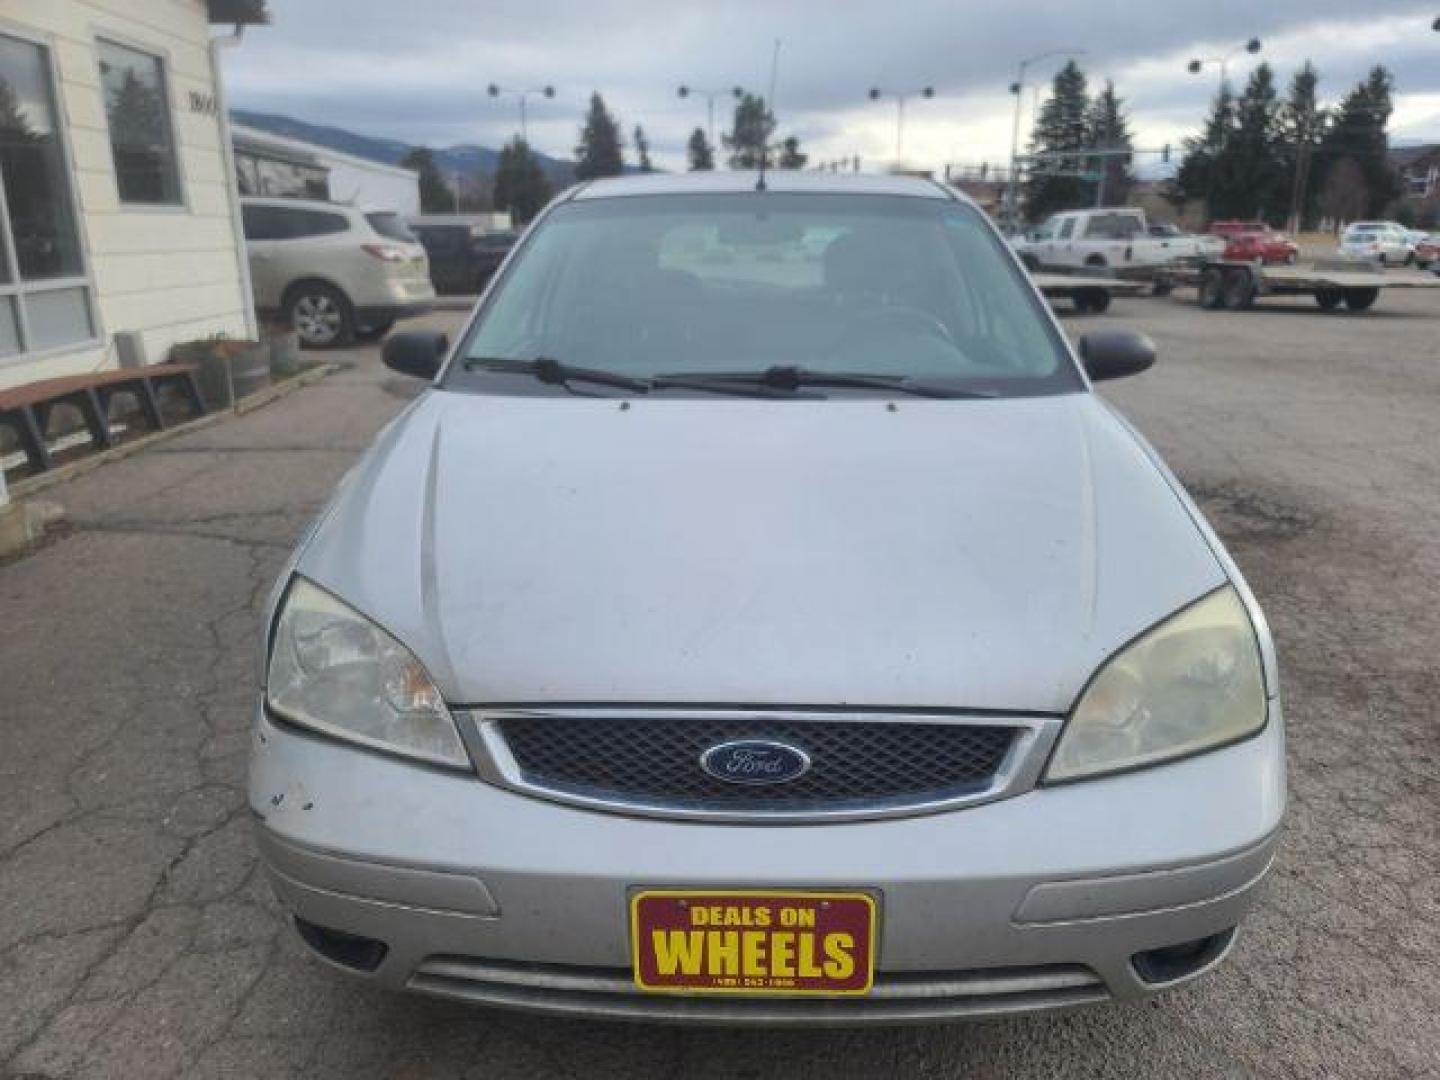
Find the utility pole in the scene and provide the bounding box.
[868,85,934,162]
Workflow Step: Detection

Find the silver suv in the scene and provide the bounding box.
[241,196,436,347]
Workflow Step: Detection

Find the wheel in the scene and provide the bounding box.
[1314,288,1343,311]
[1343,287,1379,311]
[1199,267,1225,310]
[1221,269,1255,311]
[1405,252,1415,267]
[287,284,354,348]
[1150,274,1174,297]
[1084,255,1108,270]
[355,319,395,342]
[1284,251,1298,265]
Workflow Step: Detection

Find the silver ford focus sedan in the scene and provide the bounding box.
[249,172,1284,1025]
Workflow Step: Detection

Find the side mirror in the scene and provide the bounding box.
[382,331,448,379]
[1079,330,1156,382]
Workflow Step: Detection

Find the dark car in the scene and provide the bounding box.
[409,221,518,295]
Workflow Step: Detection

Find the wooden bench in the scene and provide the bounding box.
[0,363,205,474]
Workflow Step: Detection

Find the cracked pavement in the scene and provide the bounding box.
[2,297,1437,1078]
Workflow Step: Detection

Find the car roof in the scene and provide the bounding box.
[241,195,366,214]
[569,171,957,202]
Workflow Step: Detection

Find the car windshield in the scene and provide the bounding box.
[450,192,1078,397]
[366,212,416,242]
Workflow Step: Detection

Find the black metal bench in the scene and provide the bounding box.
[0,363,205,474]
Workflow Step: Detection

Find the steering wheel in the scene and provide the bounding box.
[831,305,960,370]
[846,304,954,344]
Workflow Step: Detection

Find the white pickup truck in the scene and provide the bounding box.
[1012,208,1221,272]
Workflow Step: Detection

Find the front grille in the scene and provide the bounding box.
[408,956,1108,1025]
[492,715,1018,814]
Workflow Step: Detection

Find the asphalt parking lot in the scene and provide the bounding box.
[2,289,1438,1079]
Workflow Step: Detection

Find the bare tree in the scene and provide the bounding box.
[1318,156,1368,230]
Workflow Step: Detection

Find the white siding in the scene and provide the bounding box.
[0,0,249,390]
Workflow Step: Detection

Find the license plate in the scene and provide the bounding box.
[630,890,876,995]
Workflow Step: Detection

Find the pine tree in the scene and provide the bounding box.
[777,136,807,170]
[633,125,653,172]
[1023,61,1091,220]
[724,93,776,169]
[401,147,455,213]
[493,138,552,223]
[1175,84,1234,216]
[1276,62,1326,230]
[1315,66,1398,219]
[1086,80,1133,206]
[1221,63,1285,221]
[574,93,624,180]
[686,127,714,171]
[0,78,37,139]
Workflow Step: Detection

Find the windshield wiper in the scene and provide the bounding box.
[669,366,997,400]
[463,356,652,393]
[649,372,824,399]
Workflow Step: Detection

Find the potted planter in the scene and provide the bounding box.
[172,337,270,410]
[266,324,303,378]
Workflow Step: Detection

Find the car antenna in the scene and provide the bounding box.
[756,37,782,193]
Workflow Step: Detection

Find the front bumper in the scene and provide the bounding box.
[248,702,1285,1024]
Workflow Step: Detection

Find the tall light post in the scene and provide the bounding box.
[487,83,555,144]
[1187,39,1261,225]
[867,85,934,162]
[677,85,744,148]
[1005,49,1085,230]
[1186,37,1262,92]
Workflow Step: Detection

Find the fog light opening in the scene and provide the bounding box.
[294,917,389,973]
[1132,927,1236,985]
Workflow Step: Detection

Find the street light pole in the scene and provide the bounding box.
[868,85,934,162]
[678,85,745,148]
[1186,39,1261,223]
[1005,49,1085,230]
[487,83,556,144]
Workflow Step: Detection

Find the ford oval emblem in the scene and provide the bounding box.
[699,740,812,785]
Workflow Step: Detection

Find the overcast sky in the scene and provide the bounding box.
[225,1,1440,173]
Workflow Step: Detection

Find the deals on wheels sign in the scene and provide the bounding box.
[630,890,876,995]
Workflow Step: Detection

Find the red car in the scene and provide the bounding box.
[1223,230,1299,265]
[1415,237,1440,269]
[1208,219,1267,239]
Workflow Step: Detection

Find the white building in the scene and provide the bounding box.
[231,122,421,214]
[0,0,266,392]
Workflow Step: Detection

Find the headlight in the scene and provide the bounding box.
[1046,587,1266,782]
[265,577,469,769]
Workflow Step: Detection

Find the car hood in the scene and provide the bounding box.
[295,390,1226,714]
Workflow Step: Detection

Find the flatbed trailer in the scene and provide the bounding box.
[1032,273,1148,314]
[1164,259,1440,313]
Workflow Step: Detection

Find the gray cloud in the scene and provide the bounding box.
[224,0,1440,169]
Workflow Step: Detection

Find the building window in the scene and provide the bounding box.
[0,33,95,358]
[97,39,182,205]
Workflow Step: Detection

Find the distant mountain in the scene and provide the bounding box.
[230,108,579,186]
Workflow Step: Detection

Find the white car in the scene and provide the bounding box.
[241,197,437,347]
[1338,222,1413,266]
[1014,209,1213,272]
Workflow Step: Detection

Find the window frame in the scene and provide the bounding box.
[94,33,188,211]
[0,22,103,368]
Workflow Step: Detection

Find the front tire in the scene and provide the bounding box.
[287,284,354,348]
[1221,269,1255,311]
[1073,287,1110,314]
[1314,288,1343,311]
